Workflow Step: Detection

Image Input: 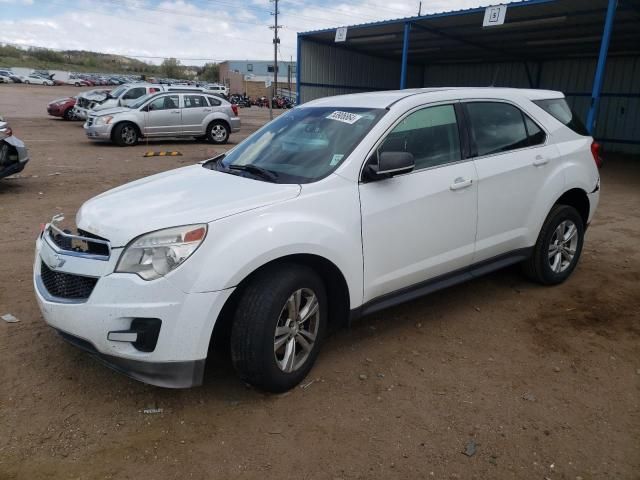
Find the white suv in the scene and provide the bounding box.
[33,88,600,392]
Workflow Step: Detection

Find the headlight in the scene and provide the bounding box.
[116,225,207,280]
[95,115,113,126]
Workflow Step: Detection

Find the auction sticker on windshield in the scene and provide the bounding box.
[326,111,363,124]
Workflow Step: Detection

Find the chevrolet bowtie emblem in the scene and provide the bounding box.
[51,254,66,269]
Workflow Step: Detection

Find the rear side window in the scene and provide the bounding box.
[184,95,207,108]
[524,115,546,146]
[533,98,589,136]
[466,102,529,156]
[207,96,222,106]
[379,104,461,170]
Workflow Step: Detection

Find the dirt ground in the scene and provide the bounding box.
[1,84,639,480]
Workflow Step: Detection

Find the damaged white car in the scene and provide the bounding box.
[72,88,115,120]
[73,84,164,119]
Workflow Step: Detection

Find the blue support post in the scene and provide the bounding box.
[296,34,301,105]
[586,0,617,134]
[400,22,411,89]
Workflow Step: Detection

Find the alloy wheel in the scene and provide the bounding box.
[210,124,227,142]
[121,125,137,145]
[548,219,578,273]
[273,288,320,373]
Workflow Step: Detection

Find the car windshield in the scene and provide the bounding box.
[109,85,127,98]
[129,94,152,109]
[218,107,385,183]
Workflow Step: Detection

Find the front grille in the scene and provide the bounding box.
[49,228,109,257]
[40,261,98,300]
[86,116,95,126]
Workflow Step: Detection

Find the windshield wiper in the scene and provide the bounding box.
[228,164,278,182]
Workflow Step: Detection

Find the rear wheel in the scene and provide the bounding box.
[112,122,139,147]
[207,121,229,144]
[523,204,585,285]
[230,264,327,392]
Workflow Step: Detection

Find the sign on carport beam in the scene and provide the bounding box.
[483,5,507,27]
[335,27,348,42]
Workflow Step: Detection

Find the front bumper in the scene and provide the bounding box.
[56,329,206,388]
[84,122,113,140]
[33,232,234,388]
[73,106,89,120]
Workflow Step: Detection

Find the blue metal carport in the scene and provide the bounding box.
[297,0,640,153]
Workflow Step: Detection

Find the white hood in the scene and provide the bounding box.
[76,165,301,246]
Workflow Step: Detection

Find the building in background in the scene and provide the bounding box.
[219,60,296,98]
[297,0,639,154]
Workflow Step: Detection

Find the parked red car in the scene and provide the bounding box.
[47,96,77,120]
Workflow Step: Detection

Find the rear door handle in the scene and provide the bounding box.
[533,155,549,166]
[171,110,180,114]
[450,177,473,191]
[203,108,212,112]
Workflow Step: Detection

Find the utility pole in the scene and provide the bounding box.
[270,0,281,94]
[418,1,422,16]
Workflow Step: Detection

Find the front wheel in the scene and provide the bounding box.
[112,122,139,146]
[522,204,585,285]
[63,108,74,121]
[231,264,327,392]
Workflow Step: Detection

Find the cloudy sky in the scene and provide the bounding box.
[0,0,501,65]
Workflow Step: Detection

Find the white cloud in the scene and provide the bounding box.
[0,0,499,65]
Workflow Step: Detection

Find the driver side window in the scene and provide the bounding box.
[123,87,146,100]
[147,95,179,111]
[379,104,461,170]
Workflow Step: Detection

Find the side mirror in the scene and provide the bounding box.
[365,151,415,181]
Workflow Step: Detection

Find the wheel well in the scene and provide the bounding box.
[554,188,589,226]
[209,254,351,354]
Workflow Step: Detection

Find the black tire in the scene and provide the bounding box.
[230,263,328,393]
[112,122,139,147]
[522,204,585,285]
[75,82,81,87]
[207,121,230,144]
[63,108,74,121]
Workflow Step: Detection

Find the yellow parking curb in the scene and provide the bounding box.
[143,151,182,157]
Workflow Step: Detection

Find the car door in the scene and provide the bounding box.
[464,101,559,262]
[142,94,181,137]
[181,95,210,135]
[359,103,478,303]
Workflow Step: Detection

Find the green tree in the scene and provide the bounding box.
[161,57,183,78]
[199,62,219,82]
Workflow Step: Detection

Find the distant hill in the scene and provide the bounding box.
[0,44,179,77]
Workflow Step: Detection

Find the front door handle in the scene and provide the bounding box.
[533,155,549,167]
[450,177,473,191]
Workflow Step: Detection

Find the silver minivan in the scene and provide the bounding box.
[84,90,241,146]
